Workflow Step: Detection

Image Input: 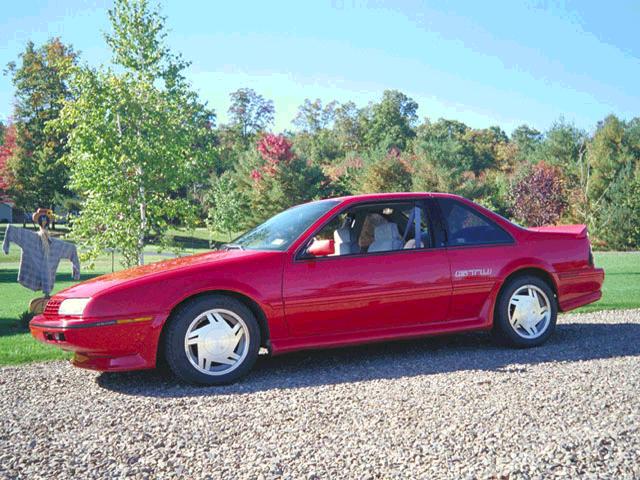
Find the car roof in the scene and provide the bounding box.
[330,192,464,205]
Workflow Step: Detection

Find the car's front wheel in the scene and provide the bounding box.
[493,275,557,347]
[164,295,260,385]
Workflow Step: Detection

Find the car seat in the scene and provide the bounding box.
[359,213,387,250]
[333,227,357,255]
[404,232,430,249]
[368,223,403,253]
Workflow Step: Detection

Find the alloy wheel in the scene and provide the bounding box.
[508,285,552,339]
[184,308,249,376]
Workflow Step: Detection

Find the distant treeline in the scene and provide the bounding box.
[0,1,638,267]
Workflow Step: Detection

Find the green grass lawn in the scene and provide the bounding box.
[575,252,640,313]
[0,249,638,366]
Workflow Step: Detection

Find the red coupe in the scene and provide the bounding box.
[30,193,604,385]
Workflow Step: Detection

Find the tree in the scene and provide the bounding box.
[415,119,475,177]
[0,124,16,202]
[293,99,336,133]
[535,120,586,181]
[587,115,640,203]
[291,99,342,165]
[5,38,78,212]
[508,161,567,227]
[462,126,506,173]
[412,125,475,194]
[357,148,411,193]
[468,170,511,217]
[511,124,542,162]
[417,118,469,143]
[584,115,640,244]
[322,152,364,196]
[594,164,640,249]
[105,0,187,83]
[257,133,294,168]
[233,133,326,225]
[415,119,504,176]
[55,0,215,266]
[291,128,342,166]
[332,101,364,152]
[362,90,418,150]
[227,88,274,140]
[206,173,244,242]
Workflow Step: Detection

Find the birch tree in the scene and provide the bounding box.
[55,0,214,266]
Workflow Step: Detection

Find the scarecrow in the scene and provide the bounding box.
[2,208,80,314]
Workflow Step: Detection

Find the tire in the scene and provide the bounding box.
[492,275,557,348]
[164,295,261,385]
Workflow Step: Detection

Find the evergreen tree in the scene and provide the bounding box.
[5,38,78,213]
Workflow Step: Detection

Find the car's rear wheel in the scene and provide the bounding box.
[493,275,557,347]
[164,295,260,385]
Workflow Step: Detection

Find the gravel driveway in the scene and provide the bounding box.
[1,309,639,479]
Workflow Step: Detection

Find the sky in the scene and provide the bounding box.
[1,0,639,135]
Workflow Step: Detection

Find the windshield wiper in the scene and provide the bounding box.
[222,243,245,251]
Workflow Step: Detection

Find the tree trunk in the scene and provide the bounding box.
[138,198,147,266]
[137,167,147,266]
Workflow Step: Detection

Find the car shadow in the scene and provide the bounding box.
[96,319,640,397]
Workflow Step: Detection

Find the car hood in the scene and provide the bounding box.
[56,249,270,298]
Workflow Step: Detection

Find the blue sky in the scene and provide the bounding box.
[1,0,639,134]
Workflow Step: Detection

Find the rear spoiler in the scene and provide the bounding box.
[527,224,588,238]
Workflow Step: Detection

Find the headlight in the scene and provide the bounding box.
[58,298,91,316]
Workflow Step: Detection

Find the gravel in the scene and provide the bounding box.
[1,309,639,479]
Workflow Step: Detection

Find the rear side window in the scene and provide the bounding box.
[438,198,513,247]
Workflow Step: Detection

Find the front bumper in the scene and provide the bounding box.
[29,313,168,372]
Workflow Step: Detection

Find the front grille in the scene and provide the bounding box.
[44,298,62,318]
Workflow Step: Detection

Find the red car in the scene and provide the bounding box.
[30,193,604,385]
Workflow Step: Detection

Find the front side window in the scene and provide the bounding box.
[303,201,432,258]
[230,200,339,251]
[438,198,512,246]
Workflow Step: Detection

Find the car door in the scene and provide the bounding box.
[281,200,452,338]
[435,197,515,322]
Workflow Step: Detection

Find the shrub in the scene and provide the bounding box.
[509,161,567,227]
[357,148,412,193]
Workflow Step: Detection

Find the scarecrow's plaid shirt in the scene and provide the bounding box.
[2,225,80,295]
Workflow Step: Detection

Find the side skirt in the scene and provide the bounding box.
[269,317,489,356]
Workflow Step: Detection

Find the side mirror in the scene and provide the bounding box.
[307,239,335,257]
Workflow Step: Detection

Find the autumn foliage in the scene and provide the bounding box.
[257,133,294,174]
[0,124,16,202]
[509,161,567,227]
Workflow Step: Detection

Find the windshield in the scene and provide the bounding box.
[230,200,340,251]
